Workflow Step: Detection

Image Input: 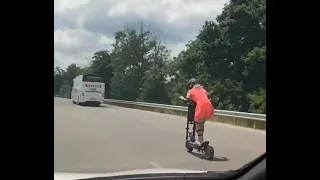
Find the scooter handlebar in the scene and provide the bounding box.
[179,96,196,106]
[186,99,195,106]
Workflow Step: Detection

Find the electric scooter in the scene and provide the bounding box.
[180,96,214,160]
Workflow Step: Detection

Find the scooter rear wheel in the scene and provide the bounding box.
[204,146,214,160]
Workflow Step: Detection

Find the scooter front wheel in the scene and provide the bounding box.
[185,142,193,153]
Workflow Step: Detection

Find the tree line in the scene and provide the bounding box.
[54,0,266,114]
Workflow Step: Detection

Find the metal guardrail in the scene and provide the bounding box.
[105,99,266,121]
[104,99,266,130]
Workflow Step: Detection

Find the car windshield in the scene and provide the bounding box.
[54,0,266,177]
[82,75,104,83]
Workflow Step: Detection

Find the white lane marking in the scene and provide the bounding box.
[150,162,163,169]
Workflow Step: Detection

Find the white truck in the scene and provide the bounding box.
[71,75,105,106]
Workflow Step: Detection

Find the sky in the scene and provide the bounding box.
[54,0,228,70]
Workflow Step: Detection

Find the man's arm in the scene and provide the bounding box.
[179,90,192,101]
[186,90,192,99]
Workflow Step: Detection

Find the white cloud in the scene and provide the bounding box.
[54,0,229,69]
[54,28,113,68]
[97,35,114,46]
[54,29,80,46]
[54,0,90,14]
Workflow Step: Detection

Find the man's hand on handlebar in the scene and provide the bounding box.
[179,96,186,100]
[180,96,195,106]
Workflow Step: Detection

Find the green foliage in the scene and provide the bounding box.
[248,88,266,113]
[54,0,265,114]
[57,81,72,98]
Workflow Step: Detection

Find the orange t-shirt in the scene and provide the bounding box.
[188,87,214,121]
[188,87,210,104]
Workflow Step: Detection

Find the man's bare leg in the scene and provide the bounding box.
[195,118,209,145]
[196,122,204,144]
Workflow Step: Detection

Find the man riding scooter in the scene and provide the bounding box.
[179,78,215,148]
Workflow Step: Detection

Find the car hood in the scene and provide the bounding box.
[54,168,206,180]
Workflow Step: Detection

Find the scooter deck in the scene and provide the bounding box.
[188,141,209,149]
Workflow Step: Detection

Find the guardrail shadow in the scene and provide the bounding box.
[191,152,229,162]
[80,104,110,108]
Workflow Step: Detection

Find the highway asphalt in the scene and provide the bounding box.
[54,97,266,173]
